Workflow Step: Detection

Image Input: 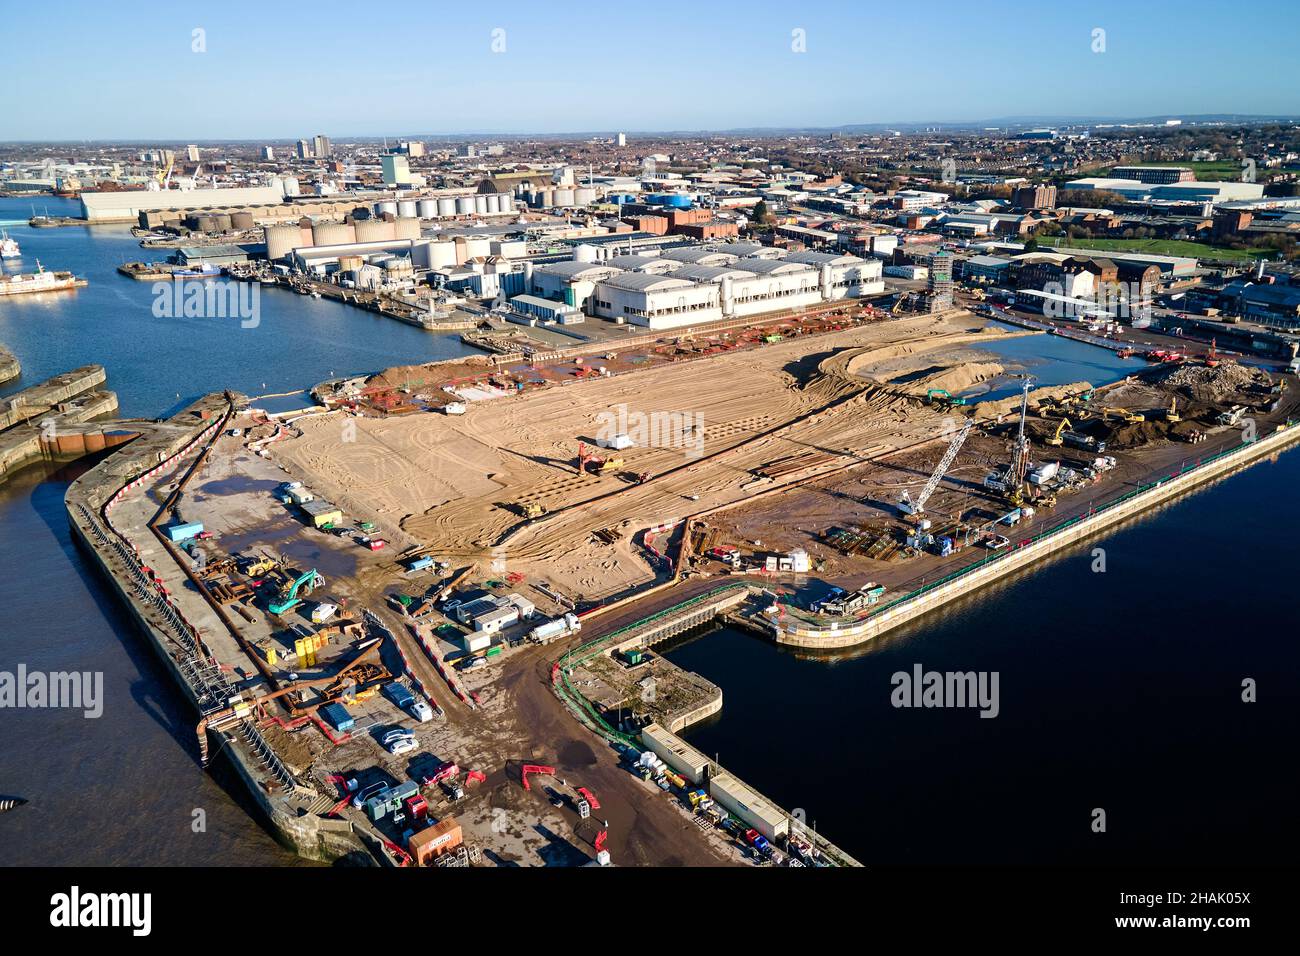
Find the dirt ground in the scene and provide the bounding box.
[271,312,1032,602]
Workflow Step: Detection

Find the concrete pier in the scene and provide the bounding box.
[0,388,122,481]
[0,365,107,430]
[0,343,18,385]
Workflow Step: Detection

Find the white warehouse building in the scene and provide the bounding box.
[592,273,723,328]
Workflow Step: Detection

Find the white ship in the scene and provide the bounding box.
[0,230,19,259]
[0,260,86,296]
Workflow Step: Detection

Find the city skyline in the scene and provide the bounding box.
[4,0,1299,140]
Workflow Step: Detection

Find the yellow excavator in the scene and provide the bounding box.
[1103,406,1145,424]
[1046,418,1070,446]
[1166,397,1181,423]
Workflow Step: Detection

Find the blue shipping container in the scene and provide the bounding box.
[165,521,204,542]
[320,702,354,732]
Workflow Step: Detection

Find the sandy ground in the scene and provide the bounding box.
[271,313,1029,601]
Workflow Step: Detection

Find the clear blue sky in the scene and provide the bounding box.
[3,0,1297,140]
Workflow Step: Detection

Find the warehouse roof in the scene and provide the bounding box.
[783,250,864,267]
[600,273,695,292]
[533,261,618,279]
[670,264,756,283]
[734,257,816,276]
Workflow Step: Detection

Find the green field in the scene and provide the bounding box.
[1035,236,1276,263]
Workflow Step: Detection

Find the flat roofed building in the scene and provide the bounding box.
[591,273,722,330]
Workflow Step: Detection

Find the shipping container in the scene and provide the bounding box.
[165,521,204,542]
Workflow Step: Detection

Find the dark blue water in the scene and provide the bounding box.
[0,197,473,864]
[962,323,1147,401]
[0,197,472,418]
[667,449,1300,865]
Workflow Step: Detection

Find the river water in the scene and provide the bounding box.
[667,449,1300,865]
[1,197,1294,865]
[0,197,473,865]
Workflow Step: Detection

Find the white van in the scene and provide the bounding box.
[409,700,433,723]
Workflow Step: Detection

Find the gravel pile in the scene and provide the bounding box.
[1154,361,1271,403]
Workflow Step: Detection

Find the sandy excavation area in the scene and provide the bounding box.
[271,312,1034,600]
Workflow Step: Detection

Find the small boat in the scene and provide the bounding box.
[0,230,19,259]
[0,796,27,813]
[170,263,222,279]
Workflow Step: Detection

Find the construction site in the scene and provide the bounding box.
[61,295,1300,868]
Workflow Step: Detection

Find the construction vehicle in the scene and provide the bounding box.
[1102,406,1144,424]
[926,388,968,409]
[594,456,623,475]
[1205,338,1220,368]
[1165,398,1181,423]
[519,502,547,519]
[1045,418,1069,447]
[1062,430,1106,453]
[240,553,278,578]
[269,569,323,616]
[983,378,1034,500]
[900,420,974,516]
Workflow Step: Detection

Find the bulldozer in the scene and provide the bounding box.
[520,502,547,520]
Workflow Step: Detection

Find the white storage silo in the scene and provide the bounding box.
[574,244,597,264]
[455,197,474,215]
[574,187,596,206]
[265,224,302,261]
[426,240,456,269]
[376,201,398,217]
[437,198,456,217]
[398,200,418,218]
[312,221,354,246]
[417,199,437,219]
[555,188,576,207]
[486,194,501,214]
[354,219,395,243]
[474,195,489,214]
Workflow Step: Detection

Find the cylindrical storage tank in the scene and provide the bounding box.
[354,219,396,243]
[437,197,456,217]
[554,188,575,207]
[426,240,456,269]
[526,190,541,208]
[485,194,501,214]
[574,187,596,206]
[265,224,302,260]
[338,255,363,273]
[455,197,474,215]
[312,222,354,246]
[542,189,556,207]
[395,217,421,240]
[474,195,489,214]
[375,201,398,217]
[211,213,233,232]
[398,200,418,218]
[417,199,438,219]
[574,244,597,263]
[231,211,255,230]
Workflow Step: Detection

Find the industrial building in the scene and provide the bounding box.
[1064,177,1265,205]
[80,185,286,223]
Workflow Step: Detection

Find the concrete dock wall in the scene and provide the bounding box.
[770,422,1300,649]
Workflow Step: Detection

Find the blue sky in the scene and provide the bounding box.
[3,0,1297,140]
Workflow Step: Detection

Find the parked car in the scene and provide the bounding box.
[387,736,419,756]
[351,781,387,808]
[381,728,415,747]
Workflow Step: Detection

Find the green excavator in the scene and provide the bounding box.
[269,569,323,616]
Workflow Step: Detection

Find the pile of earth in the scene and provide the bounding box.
[1152,360,1272,404]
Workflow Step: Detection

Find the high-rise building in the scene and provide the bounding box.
[616,132,627,147]
[296,139,312,159]
[928,251,954,312]
[313,134,332,159]
[185,144,200,162]
[382,153,411,186]
[400,140,425,157]
[261,146,275,161]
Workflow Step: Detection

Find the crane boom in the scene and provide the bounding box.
[901,420,973,515]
